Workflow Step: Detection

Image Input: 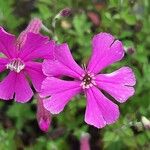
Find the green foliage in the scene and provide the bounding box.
[0,127,16,150]
[7,103,35,129]
[0,0,22,32]
[0,0,150,149]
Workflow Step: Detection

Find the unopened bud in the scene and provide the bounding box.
[52,8,72,29]
[141,116,150,129]
[17,18,42,48]
[25,18,42,33]
[87,11,100,27]
[36,95,51,132]
[124,47,135,55]
[60,8,72,17]
[80,133,91,150]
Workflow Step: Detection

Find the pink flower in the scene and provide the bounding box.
[36,94,51,132]
[0,27,55,102]
[41,33,136,128]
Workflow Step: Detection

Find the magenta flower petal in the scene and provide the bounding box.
[19,33,52,61]
[96,67,136,86]
[25,61,45,91]
[15,72,33,103]
[25,18,42,33]
[0,67,33,103]
[42,59,59,76]
[0,27,16,58]
[42,59,80,77]
[95,67,136,103]
[24,41,55,61]
[41,77,82,98]
[43,90,80,114]
[85,88,106,128]
[41,77,82,114]
[87,33,124,74]
[0,72,16,100]
[85,87,119,128]
[53,43,84,78]
[0,58,8,72]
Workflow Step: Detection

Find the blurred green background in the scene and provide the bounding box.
[0,0,150,150]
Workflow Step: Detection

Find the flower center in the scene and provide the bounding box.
[80,72,96,89]
[6,58,25,73]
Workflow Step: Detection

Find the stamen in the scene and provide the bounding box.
[82,64,87,71]
[6,58,25,73]
[80,72,96,89]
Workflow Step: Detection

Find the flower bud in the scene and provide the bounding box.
[17,18,42,48]
[124,46,135,55]
[36,95,51,132]
[52,8,72,29]
[80,133,91,150]
[141,116,150,129]
[60,8,72,17]
[126,47,135,55]
[87,11,100,27]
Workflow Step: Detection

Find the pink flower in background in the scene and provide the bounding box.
[41,33,136,128]
[36,94,51,132]
[80,133,90,150]
[0,27,55,102]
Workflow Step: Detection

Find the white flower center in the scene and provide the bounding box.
[6,58,25,73]
[80,72,96,89]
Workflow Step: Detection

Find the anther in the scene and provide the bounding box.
[6,58,25,73]
[80,72,96,89]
